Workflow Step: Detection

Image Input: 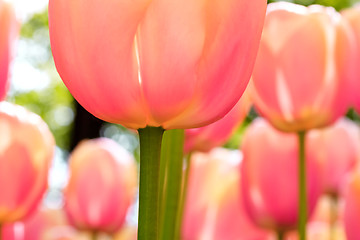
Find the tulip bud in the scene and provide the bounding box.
[308,118,360,196]
[184,92,251,153]
[0,0,17,100]
[251,2,354,132]
[48,0,267,129]
[240,118,323,232]
[343,169,360,240]
[182,148,270,240]
[64,138,137,234]
[0,102,55,223]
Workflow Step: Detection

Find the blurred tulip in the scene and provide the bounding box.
[286,221,346,240]
[184,91,251,153]
[343,169,360,240]
[64,138,137,234]
[341,5,360,113]
[2,207,70,240]
[240,118,323,232]
[0,0,17,100]
[0,102,55,223]
[48,0,267,130]
[251,2,354,132]
[114,225,137,240]
[182,148,270,240]
[308,118,360,196]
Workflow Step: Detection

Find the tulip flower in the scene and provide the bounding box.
[341,5,360,113]
[0,102,55,225]
[251,2,353,132]
[0,0,17,100]
[1,208,70,240]
[114,226,137,240]
[286,222,346,240]
[49,1,267,239]
[48,0,266,130]
[342,169,360,240]
[240,118,323,237]
[308,118,360,196]
[182,148,270,240]
[64,138,137,236]
[184,92,251,153]
[250,3,353,239]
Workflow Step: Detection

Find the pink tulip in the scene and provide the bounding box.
[0,102,55,223]
[64,138,137,234]
[184,92,251,153]
[343,169,360,240]
[240,118,323,232]
[251,2,354,132]
[0,0,17,100]
[114,225,137,240]
[341,5,360,113]
[48,0,267,130]
[286,221,346,240]
[182,148,270,240]
[1,208,70,240]
[308,118,360,196]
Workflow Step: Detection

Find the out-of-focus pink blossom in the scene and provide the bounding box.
[184,92,251,153]
[251,2,354,132]
[343,169,360,240]
[182,148,270,240]
[308,118,360,196]
[0,102,55,223]
[64,138,137,234]
[240,118,323,232]
[0,0,17,100]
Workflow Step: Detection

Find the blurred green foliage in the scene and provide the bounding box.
[268,0,360,10]
[9,9,75,151]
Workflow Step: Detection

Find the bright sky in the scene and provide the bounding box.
[6,0,48,21]
[5,0,51,93]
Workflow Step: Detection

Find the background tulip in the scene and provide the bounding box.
[343,168,360,240]
[0,0,17,100]
[64,138,137,235]
[182,148,270,240]
[341,5,360,113]
[307,118,360,196]
[48,0,267,130]
[1,208,71,240]
[0,102,55,224]
[240,118,323,234]
[251,2,353,132]
[184,92,251,153]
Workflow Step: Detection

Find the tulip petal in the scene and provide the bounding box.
[49,0,151,128]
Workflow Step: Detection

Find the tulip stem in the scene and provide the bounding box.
[175,152,192,239]
[138,127,165,240]
[298,131,307,240]
[160,129,185,240]
[91,231,98,240]
[329,194,338,240]
[277,231,285,240]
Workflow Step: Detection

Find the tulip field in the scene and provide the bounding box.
[3,0,360,240]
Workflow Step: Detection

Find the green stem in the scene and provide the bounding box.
[138,127,165,240]
[298,131,307,240]
[174,152,192,240]
[91,231,98,240]
[160,129,185,240]
[277,231,285,240]
[329,194,338,240]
